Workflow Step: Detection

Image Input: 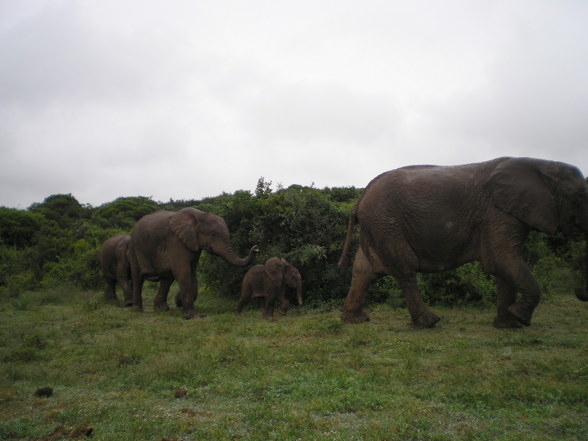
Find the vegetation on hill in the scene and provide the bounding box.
[0,178,586,307]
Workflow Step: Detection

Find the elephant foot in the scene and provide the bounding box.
[341,309,371,324]
[412,310,441,328]
[154,303,170,312]
[493,315,523,329]
[575,288,588,301]
[182,308,196,320]
[507,304,532,327]
[123,300,134,307]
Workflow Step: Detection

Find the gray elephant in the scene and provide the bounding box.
[129,208,259,319]
[100,234,133,306]
[338,157,588,328]
[237,257,303,319]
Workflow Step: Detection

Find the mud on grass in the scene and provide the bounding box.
[0,287,587,440]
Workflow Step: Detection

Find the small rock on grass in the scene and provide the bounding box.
[174,389,188,398]
[34,387,53,397]
[41,425,93,440]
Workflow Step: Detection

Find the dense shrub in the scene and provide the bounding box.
[0,208,43,247]
[91,196,159,230]
[196,180,360,304]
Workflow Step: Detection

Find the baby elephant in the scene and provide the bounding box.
[100,233,133,306]
[238,257,302,320]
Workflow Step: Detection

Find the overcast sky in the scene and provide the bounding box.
[1,0,587,209]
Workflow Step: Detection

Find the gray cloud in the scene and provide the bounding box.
[1,0,587,208]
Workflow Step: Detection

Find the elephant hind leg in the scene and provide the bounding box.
[103,278,118,302]
[341,247,377,323]
[398,277,441,328]
[236,284,252,314]
[174,268,198,320]
[131,276,145,313]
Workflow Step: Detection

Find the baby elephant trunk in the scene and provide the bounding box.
[575,235,588,301]
[296,282,303,306]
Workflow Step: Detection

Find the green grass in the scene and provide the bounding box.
[0,286,587,441]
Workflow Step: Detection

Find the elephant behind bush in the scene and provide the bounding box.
[100,234,133,306]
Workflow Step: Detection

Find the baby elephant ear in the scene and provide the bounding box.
[169,208,202,251]
[485,158,559,234]
[264,257,285,287]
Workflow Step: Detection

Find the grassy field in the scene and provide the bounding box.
[0,286,586,441]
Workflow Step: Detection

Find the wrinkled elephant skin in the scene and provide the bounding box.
[129,208,259,319]
[237,257,302,320]
[339,157,588,328]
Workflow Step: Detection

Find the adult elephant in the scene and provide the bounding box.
[129,208,259,319]
[237,257,303,319]
[100,233,133,306]
[338,157,588,328]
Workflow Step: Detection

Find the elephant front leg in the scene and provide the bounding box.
[154,278,173,311]
[497,262,540,327]
[279,298,290,315]
[341,248,375,323]
[493,277,522,328]
[175,271,198,319]
[116,270,133,307]
[278,293,290,315]
[262,297,276,321]
[399,277,441,328]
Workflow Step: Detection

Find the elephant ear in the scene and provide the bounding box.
[169,208,204,251]
[485,158,559,234]
[264,257,285,288]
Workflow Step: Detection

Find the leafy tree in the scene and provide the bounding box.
[0,208,43,247]
[92,196,159,230]
[29,194,86,229]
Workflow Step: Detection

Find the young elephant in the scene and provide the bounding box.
[100,233,133,306]
[129,208,259,319]
[237,257,303,320]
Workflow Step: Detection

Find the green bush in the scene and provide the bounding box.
[196,181,358,303]
[418,263,496,306]
[0,185,584,308]
[41,241,101,289]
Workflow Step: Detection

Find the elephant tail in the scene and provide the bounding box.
[338,205,358,268]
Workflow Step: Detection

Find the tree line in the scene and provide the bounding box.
[0,178,585,307]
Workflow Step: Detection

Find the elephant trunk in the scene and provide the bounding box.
[296,279,303,306]
[575,233,588,301]
[214,240,259,267]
